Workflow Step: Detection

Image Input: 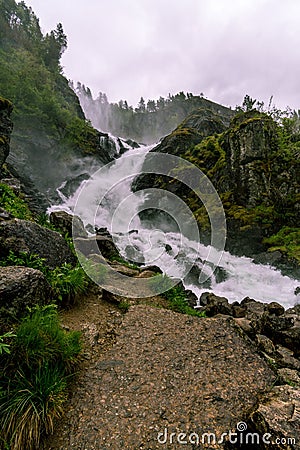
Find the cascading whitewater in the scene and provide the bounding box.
[49,144,300,308]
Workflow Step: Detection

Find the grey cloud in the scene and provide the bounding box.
[27,0,300,110]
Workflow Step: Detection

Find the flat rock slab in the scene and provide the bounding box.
[46,305,275,449]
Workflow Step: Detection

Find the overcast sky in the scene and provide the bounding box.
[26,0,300,110]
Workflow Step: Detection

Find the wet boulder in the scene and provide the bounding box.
[200,292,233,316]
[0,266,52,321]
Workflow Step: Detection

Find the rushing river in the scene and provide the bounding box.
[49,144,300,309]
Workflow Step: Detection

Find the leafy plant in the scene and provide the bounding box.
[118,300,130,313]
[47,263,88,303]
[0,250,47,273]
[0,305,81,449]
[163,285,206,318]
[0,332,16,355]
[0,183,32,220]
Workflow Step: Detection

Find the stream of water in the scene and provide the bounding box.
[49,144,300,309]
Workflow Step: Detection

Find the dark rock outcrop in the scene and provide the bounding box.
[194,293,300,447]
[75,227,121,261]
[132,108,228,193]
[0,218,76,268]
[222,111,279,207]
[200,292,234,316]
[49,210,87,237]
[0,266,52,321]
[153,108,228,157]
[0,97,13,171]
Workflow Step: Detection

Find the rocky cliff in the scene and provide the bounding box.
[0,97,13,171]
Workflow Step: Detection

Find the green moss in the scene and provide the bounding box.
[263,227,300,262]
[0,183,33,220]
[170,126,194,137]
[227,204,279,231]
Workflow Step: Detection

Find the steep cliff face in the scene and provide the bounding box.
[222,111,281,207]
[0,97,13,171]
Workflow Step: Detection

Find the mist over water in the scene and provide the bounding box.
[49,142,300,309]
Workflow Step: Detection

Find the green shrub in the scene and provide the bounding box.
[0,305,81,449]
[163,285,206,318]
[14,304,81,372]
[48,263,88,303]
[0,183,32,220]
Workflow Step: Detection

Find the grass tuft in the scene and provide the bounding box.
[0,305,81,449]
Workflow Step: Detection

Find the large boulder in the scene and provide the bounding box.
[45,306,276,449]
[0,97,13,170]
[200,292,234,316]
[0,219,76,269]
[75,228,121,261]
[0,266,52,321]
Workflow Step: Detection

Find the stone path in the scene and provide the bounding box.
[43,302,276,449]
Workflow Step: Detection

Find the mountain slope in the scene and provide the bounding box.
[0,0,107,196]
[77,86,234,144]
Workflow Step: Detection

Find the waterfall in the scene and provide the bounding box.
[49,144,300,309]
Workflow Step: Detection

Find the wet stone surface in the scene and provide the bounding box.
[44,304,275,449]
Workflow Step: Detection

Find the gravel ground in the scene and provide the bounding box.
[43,299,275,450]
